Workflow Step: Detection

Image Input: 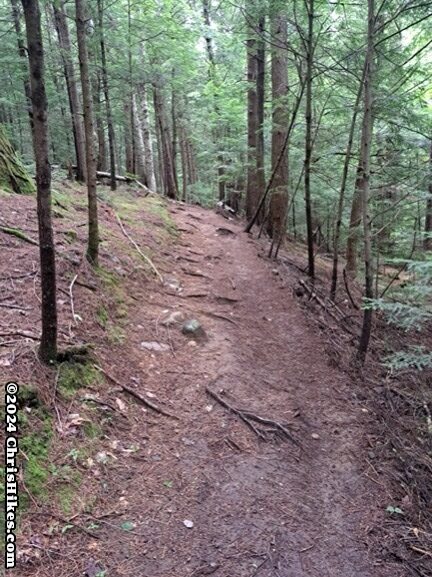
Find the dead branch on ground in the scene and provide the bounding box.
[114,212,163,283]
[95,365,178,419]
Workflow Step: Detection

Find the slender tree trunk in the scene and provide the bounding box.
[153,80,177,199]
[424,140,432,250]
[358,0,376,363]
[132,94,146,182]
[330,65,365,301]
[124,100,134,174]
[304,0,315,279]
[202,0,225,201]
[97,0,116,190]
[93,71,108,172]
[267,3,288,243]
[52,0,86,182]
[246,11,259,220]
[256,15,265,206]
[76,0,99,265]
[11,0,33,133]
[171,69,179,191]
[22,0,57,362]
[179,124,188,201]
[138,83,156,191]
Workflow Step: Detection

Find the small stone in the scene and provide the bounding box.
[183,519,194,529]
[140,341,170,352]
[311,433,320,440]
[182,319,207,342]
[161,310,185,327]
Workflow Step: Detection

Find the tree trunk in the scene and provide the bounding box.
[52,0,86,182]
[202,0,225,201]
[124,100,134,174]
[256,15,265,209]
[132,94,146,183]
[424,140,432,250]
[171,69,179,192]
[179,124,188,201]
[76,0,99,265]
[93,70,108,172]
[0,124,35,194]
[153,80,177,199]
[304,0,315,279]
[97,0,116,190]
[267,3,288,242]
[357,0,375,363]
[11,0,33,131]
[138,83,156,191]
[245,10,259,220]
[21,0,57,363]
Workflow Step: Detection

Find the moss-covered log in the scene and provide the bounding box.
[0,124,35,195]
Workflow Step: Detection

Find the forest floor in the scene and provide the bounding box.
[1,182,429,577]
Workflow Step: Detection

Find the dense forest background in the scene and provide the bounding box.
[0,0,431,364]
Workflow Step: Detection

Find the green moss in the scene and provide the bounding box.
[107,325,126,345]
[65,229,78,243]
[96,266,121,289]
[20,415,53,505]
[57,485,75,516]
[96,305,109,328]
[83,420,103,439]
[58,362,101,398]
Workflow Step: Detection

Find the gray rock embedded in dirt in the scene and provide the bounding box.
[164,276,182,293]
[182,319,207,342]
[140,341,170,352]
[161,310,185,327]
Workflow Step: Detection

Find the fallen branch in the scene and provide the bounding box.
[0,226,38,246]
[69,274,78,323]
[114,212,163,283]
[199,310,239,326]
[95,365,178,419]
[206,386,299,446]
[0,330,39,340]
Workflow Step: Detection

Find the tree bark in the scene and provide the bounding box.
[138,83,156,191]
[21,0,57,363]
[93,70,108,172]
[153,79,177,199]
[97,0,116,190]
[304,0,315,279]
[424,140,432,250]
[202,0,225,201]
[267,3,289,242]
[256,15,265,207]
[52,0,87,182]
[0,124,35,194]
[357,0,376,363]
[246,9,259,220]
[132,94,147,183]
[76,0,99,265]
[11,0,33,131]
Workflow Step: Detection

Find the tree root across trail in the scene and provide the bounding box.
[206,385,300,446]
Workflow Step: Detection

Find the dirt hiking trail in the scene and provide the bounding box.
[19,201,402,577]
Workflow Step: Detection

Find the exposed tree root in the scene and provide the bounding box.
[206,386,300,446]
[0,226,38,245]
